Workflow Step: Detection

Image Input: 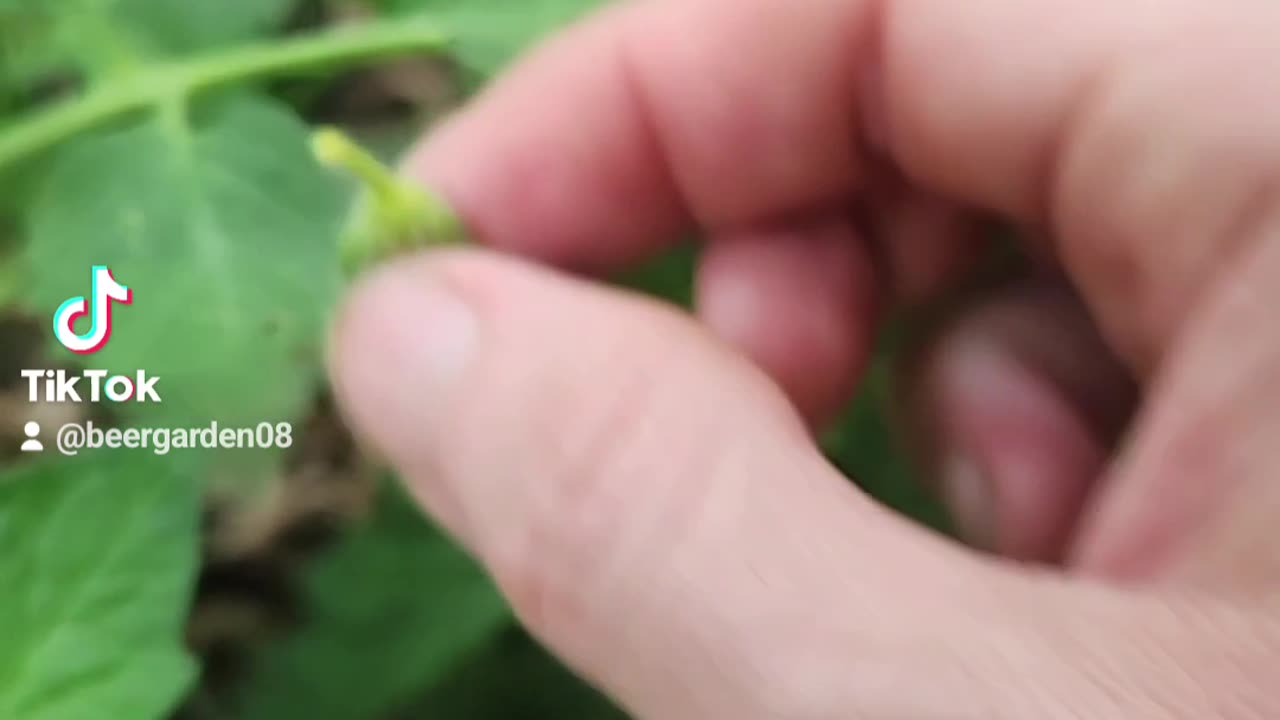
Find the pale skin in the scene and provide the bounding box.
[327,0,1280,717]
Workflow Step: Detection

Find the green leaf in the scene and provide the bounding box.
[24,94,345,426]
[0,452,202,720]
[405,629,627,719]
[0,5,75,101]
[110,0,298,57]
[379,0,612,77]
[235,481,511,720]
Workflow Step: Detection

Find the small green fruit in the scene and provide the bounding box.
[311,127,468,278]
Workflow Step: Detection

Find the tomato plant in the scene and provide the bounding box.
[0,2,943,718]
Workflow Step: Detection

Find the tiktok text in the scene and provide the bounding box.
[21,369,162,404]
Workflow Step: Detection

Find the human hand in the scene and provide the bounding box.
[328,0,1280,717]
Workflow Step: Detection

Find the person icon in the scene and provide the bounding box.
[21,422,43,453]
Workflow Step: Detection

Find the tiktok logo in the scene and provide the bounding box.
[53,266,132,355]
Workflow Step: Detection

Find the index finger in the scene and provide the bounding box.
[405,0,1277,375]
[407,0,875,271]
[405,0,1113,271]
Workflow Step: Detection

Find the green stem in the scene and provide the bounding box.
[179,21,450,95]
[311,127,404,205]
[0,19,451,171]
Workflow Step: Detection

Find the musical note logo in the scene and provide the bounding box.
[53,266,133,355]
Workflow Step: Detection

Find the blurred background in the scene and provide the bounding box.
[0,1,947,718]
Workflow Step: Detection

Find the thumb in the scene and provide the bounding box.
[326,251,1280,719]
[326,249,989,717]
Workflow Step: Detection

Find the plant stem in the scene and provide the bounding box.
[312,127,404,205]
[0,20,451,171]
[180,21,451,95]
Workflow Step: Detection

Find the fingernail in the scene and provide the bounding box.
[330,259,477,456]
[941,453,999,552]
